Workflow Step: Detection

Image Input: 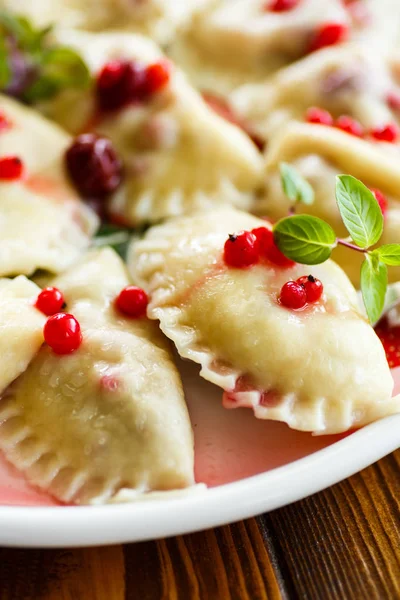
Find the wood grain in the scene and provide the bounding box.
[0,451,400,600]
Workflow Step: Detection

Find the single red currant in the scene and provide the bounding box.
[0,156,24,180]
[297,275,323,303]
[65,133,123,198]
[371,188,388,217]
[369,123,398,143]
[223,231,259,268]
[266,0,300,11]
[387,92,400,111]
[35,287,65,316]
[116,286,148,318]
[252,227,295,268]
[335,115,364,137]
[96,59,146,112]
[279,281,307,310]
[305,106,333,126]
[44,313,82,355]
[142,60,171,96]
[308,22,349,53]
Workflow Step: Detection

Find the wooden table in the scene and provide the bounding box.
[1,449,399,600]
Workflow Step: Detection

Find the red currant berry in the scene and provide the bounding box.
[335,115,364,137]
[224,231,259,268]
[266,0,300,11]
[44,313,82,355]
[0,156,24,180]
[369,123,398,143]
[279,281,307,310]
[305,106,333,126]
[371,188,388,217]
[308,22,348,53]
[387,92,400,111]
[96,60,146,112]
[252,227,295,268]
[0,111,10,132]
[65,133,123,198]
[297,275,323,303]
[116,286,148,318]
[35,287,65,316]
[142,60,171,96]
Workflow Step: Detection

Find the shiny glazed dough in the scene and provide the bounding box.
[0,249,194,504]
[260,121,400,285]
[0,276,45,392]
[130,207,397,435]
[0,95,98,276]
[41,30,263,226]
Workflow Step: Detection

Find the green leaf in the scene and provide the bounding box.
[335,174,383,249]
[92,225,132,260]
[0,36,10,88]
[273,215,336,265]
[360,254,388,323]
[372,244,400,266]
[280,162,314,206]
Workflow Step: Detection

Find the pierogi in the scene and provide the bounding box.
[0,249,195,504]
[39,30,263,226]
[0,95,98,276]
[130,207,397,435]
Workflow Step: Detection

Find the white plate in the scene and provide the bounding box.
[0,361,399,548]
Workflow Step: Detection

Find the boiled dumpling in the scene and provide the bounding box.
[130,207,398,435]
[39,30,263,226]
[0,95,98,276]
[260,121,400,284]
[0,248,195,504]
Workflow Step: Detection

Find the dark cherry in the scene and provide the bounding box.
[65,133,123,198]
[96,60,146,112]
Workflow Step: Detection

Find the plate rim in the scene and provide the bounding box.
[0,414,399,548]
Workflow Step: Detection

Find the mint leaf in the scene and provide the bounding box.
[0,36,10,88]
[280,162,314,206]
[373,244,400,266]
[360,253,388,323]
[273,215,336,265]
[335,175,383,248]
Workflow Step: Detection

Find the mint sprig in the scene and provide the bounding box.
[280,162,314,207]
[0,11,90,102]
[274,171,400,323]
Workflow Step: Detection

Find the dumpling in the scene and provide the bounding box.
[0,276,45,391]
[39,30,263,226]
[169,0,350,96]
[260,121,400,285]
[0,95,98,276]
[0,0,210,45]
[231,44,400,146]
[0,248,195,504]
[130,207,398,435]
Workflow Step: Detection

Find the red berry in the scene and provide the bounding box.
[65,133,123,198]
[266,0,300,11]
[96,60,146,112]
[116,286,148,318]
[308,22,349,53]
[35,287,65,316]
[305,106,333,126]
[44,313,82,355]
[142,60,171,96]
[297,275,323,303]
[279,281,307,310]
[0,112,10,132]
[371,188,388,217]
[224,231,259,268]
[252,227,295,268]
[0,156,24,180]
[369,123,398,143]
[375,320,400,368]
[387,92,400,111]
[335,115,364,137]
